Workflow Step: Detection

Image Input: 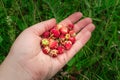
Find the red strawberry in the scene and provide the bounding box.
[68,24,74,30]
[49,39,58,49]
[49,49,58,57]
[69,30,76,37]
[50,28,60,38]
[42,46,50,54]
[42,31,50,38]
[60,26,68,35]
[41,38,49,46]
[64,41,72,50]
[57,46,65,54]
[69,37,76,44]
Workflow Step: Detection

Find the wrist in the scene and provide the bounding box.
[0,55,33,80]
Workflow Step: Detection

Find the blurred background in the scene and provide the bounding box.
[0,0,120,79]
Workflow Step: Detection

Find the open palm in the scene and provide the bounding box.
[8,12,95,80]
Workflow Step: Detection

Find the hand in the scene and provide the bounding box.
[0,12,95,80]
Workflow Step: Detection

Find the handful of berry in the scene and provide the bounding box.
[41,24,76,57]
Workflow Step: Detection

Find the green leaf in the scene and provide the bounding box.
[0,36,3,43]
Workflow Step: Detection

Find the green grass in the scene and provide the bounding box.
[0,0,120,79]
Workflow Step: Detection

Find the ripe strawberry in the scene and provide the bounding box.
[49,39,58,49]
[69,30,76,37]
[69,37,76,44]
[41,38,49,46]
[64,41,72,50]
[65,33,70,40]
[68,24,74,30]
[60,26,68,35]
[57,46,65,54]
[42,31,50,38]
[50,28,60,38]
[42,46,50,54]
[49,49,58,57]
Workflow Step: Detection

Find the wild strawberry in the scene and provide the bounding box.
[65,33,71,40]
[42,31,50,38]
[69,30,76,37]
[40,23,76,57]
[42,46,50,54]
[49,49,58,57]
[57,46,65,54]
[56,24,63,30]
[60,26,68,35]
[49,39,58,49]
[41,38,49,46]
[69,37,76,44]
[68,24,74,30]
[50,28,60,38]
[64,41,72,50]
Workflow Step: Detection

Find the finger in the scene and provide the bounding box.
[74,18,92,33]
[66,30,91,61]
[28,18,56,35]
[76,23,95,40]
[85,23,95,32]
[59,12,82,27]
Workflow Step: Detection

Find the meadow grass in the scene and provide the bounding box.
[0,0,120,79]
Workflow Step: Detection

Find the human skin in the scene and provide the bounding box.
[0,12,95,80]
